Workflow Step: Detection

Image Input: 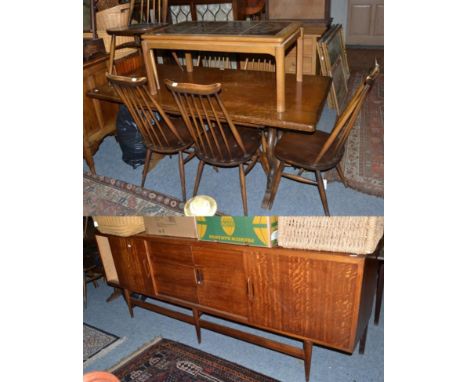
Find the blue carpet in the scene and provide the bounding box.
[83,107,383,216]
[83,281,384,381]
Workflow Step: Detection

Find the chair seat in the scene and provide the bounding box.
[274,130,345,171]
[107,23,167,37]
[148,118,193,153]
[197,125,261,166]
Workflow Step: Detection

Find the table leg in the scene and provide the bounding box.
[261,127,278,208]
[296,27,304,82]
[185,52,193,72]
[142,40,159,95]
[275,47,285,113]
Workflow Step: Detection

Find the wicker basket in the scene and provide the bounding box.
[83,31,137,61]
[93,216,145,237]
[278,216,384,254]
[96,3,130,31]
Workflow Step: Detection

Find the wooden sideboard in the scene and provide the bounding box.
[95,233,379,381]
[83,54,118,174]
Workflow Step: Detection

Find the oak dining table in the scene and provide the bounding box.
[141,20,304,113]
[87,62,331,208]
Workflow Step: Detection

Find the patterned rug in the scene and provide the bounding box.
[328,70,384,197]
[83,172,185,215]
[84,324,123,366]
[109,337,279,382]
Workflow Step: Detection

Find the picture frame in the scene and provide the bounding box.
[317,24,350,114]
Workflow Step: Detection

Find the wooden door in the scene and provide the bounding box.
[244,248,365,352]
[146,240,199,303]
[346,0,383,46]
[107,236,156,297]
[192,246,249,319]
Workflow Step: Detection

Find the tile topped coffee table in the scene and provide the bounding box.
[141,20,304,112]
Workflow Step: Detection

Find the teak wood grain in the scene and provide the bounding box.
[87,62,331,132]
[95,233,378,381]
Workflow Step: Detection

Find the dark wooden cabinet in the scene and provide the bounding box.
[107,236,156,297]
[96,233,378,381]
[83,55,118,174]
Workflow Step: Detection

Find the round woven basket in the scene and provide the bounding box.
[96,3,130,31]
[278,216,384,254]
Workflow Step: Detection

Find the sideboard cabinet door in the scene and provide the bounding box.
[107,236,156,297]
[192,246,249,319]
[245,249,364,352]
[146,240,199,303]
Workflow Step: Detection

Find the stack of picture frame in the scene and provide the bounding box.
[317,24,350,114]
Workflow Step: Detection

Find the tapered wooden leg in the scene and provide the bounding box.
[192,308,202,344]
[178,151,187,202]
[106,288,122,303]
[275,47,285,112]
[303,340,313,382]
[83,142,96,175]
[374,260,384,325]
[359,324,368,354]
[239,164,248,215]
[260,131,270,174]
[315,170,330,216]
[193,161,205,196]
[267,161,285,210]
[141,148,152,187]
[108,35,116,74]
[336,163,348,187]
[296,27,304,82]
[123,289,134,318]
[83,273,87,309]
[171,51,185,71]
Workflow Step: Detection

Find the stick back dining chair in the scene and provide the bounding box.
[266,62,380,215]
[107,73,194,201]
[106,0,182,74]
[165,79,267,215]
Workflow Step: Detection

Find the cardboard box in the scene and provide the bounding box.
[196,216,278,247]
[143,216,198,239]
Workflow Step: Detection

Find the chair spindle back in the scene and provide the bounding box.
[106,73,184,150]
[314,62,380,164]
[128,0,168,25]
[165,79,247,162]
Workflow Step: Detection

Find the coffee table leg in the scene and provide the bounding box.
[296,27,304,82]
[275,47,285,113]
[185,52,193,72]
[261,127,278,208]
[142,40,159,95]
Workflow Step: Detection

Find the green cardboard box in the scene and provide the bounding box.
[195,216,278,247]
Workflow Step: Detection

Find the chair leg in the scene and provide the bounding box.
[374,260,384,325]
[267,161,285,210]
[336,163,348,187]
[178,151,187,202]
[315,170,330,216]
[141,148,152,187]
[239,164,248,215]
[193,161,205,196]
[83,273,87,309]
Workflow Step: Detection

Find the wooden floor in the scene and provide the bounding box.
[346,46,384,73]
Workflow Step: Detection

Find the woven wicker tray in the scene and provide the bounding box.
[93,216,145,237]
[278,216,384,254]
